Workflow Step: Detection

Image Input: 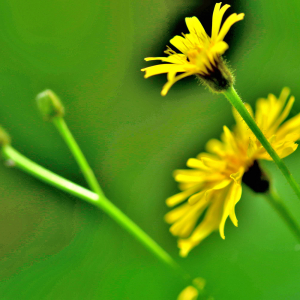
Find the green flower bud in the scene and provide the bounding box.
[0,126,11,147]
[36,89,65,121]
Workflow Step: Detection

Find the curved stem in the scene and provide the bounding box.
[223,86,300,201]
[52,117,104,196]
[264,189,300,243]
[1,145,190,282]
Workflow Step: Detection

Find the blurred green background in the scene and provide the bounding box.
[0,0,300,299]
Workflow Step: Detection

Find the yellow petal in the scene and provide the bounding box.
[173,169,206,177]
[205,138,225,156]
[229,209,238,227]
[210,41,229,55]
[188,191,205,205]
[141,64,186,78]
[169,198,209,238]
[175,170,224,182]
[179,182,199,191]
[201,156,224,168]
[223,125,238,152]
[276,114,300,140]
[208,179,232,191]
[166,183,202,207]
[279,144,298,158]
[269,135,276,144]
[278,87,291,104]
[170,35,190,54]
[167,70,177,81]
[211,3,230,41]
[285,132,300,142]
[230,168,244,184]
[187,158,210,170]
[269,96,295,132]
[174,174,204,183]
[229,171,243,226]
[145,54,187,64]
[164,202,191,223]
[178,190,225,257]
[247,137,257,158]
[185,16,207,39]
[216,13,245,43]
[255,98,269,129]
[219,182,242,239]
[178,239,196,258]
[161,71,195,96]
[196,152,220,160]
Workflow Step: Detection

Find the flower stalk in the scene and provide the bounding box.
[36,89,104,196]
[264,188,300,243]
[52,116,104,196]
[32,89,210,298]
[1,144,214,298]
[1,144,185,276]
[223,86,300,201]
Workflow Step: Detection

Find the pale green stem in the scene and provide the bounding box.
[52,117,103,196]
[1,145,191,282]
[223,86,300,201]
[264,188,300,243]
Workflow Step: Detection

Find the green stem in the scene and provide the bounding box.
[52,117,103,196]
[1,145,190,281]
[264,189,300,243]
[223,86,300,201]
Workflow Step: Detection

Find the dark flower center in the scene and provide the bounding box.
[197,57,234,93]
[242,160,270,193]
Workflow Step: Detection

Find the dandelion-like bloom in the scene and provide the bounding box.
[165,88,300,257]
[141,3,244,95]
[177,286,199,300]
[177,278,206,300]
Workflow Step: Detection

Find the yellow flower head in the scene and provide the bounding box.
[177,286,198,300]
[141,3,244,95]
[177,278,206,300]
[165,88,300,257]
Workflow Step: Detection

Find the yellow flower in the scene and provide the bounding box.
[165,88,300,257]
[141,3,244,95]
[177,278,206,300]
[177,286,198,300]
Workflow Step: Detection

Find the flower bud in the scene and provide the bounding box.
[36,89,65,121]
[0,126,11,147]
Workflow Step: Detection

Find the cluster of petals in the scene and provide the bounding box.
[141,3,244,95]
[165,88,300,257]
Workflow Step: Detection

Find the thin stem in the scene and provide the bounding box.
[264,189,300,243]
[52,117,103,196]
[223,86,300,201]
[1,145,190,282]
